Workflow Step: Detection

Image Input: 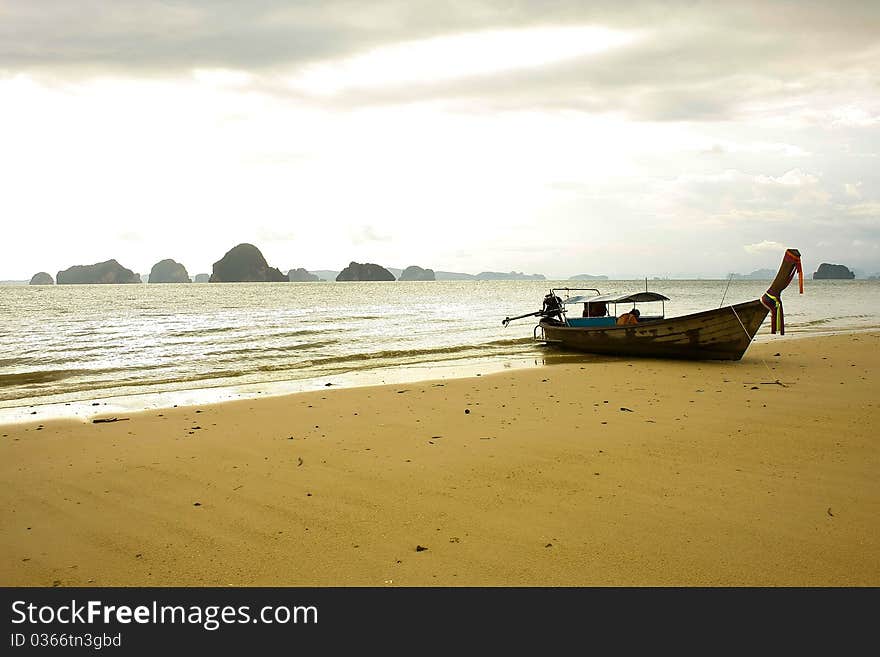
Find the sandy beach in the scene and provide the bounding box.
[2,331,878,587]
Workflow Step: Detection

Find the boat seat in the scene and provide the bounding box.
[566,317,617,327]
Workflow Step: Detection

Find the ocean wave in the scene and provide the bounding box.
[0,360,198,388]
[202,340,339,357]
[483,337,535,347]
[166,326,241,337]
[260,328,329,340]
[0,369,88,387]
[163,327,327,342]
[0,369,254,403]
[0,358,30,368]
[308,341,535,367]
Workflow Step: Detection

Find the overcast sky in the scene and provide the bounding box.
[2,0,879,279]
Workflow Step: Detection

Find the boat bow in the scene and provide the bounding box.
[760,248,804,334]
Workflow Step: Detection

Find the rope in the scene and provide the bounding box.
[719,274,734,308]
[730,305,779,383]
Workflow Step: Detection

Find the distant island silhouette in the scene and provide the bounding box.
[149,259,191,284]
[336,262,395,281]
[57,259,140,284]
[29,272,54,285]
[21,242,870,284]
[813,263,855,280]
[288,268,321,282]
[398,265,436,281]
[474,271,546,280]
[728,268,775,280]
[209,243,286,282]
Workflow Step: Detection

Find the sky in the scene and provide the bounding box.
[1,0,879,280]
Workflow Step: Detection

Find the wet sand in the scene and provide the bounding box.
[2,332,878,586]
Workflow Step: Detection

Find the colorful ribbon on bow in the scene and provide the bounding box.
[760,249,804,335]
[760,291,784,334]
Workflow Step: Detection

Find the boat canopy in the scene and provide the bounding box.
[559,291,670,305]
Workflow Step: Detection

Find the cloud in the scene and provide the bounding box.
[701,141,810,158]
[844,183,863,199]
[115,230,145,242]
[744,240,785,254]
[1,2,879,279]
[286,25,636,96]
[828,106,880,128]
[755,169,818,187]
[349,224,391,245]
[2,1,879,123]
[655,168,834,227]
[845,202,880,217]
[257,227,299,242]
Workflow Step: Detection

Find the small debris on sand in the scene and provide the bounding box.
[416,545,428,552]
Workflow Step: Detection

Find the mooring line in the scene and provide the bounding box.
[719,274,734,308]
[730,305,781,384]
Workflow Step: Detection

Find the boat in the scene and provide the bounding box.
[502,249,803,361]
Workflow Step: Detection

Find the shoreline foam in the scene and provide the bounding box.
[3,325,878,425]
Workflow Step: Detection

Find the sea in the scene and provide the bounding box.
[1,279,878,422]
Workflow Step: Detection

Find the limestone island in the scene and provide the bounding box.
[434,271,476,280]
[729,269,775,280]
[570,273,609,281]
[57,259,141,284]
[29,272,54,285]
[192,274,210,283]
[209,244,287,282]
[474,271,546,281]
[288,268,321,282]
[398,265,436,281]
[148,259,191,284]
[308,270,340,281]
[336,262,395,281]
[813,263,855,280]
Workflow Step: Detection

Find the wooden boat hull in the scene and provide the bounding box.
[538,299,770,361]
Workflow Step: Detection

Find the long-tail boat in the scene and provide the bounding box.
[501,249,803,361]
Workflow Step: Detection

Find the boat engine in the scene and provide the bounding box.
[541,293,564,325]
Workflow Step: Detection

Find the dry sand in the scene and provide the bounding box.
[2,332,878,586]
